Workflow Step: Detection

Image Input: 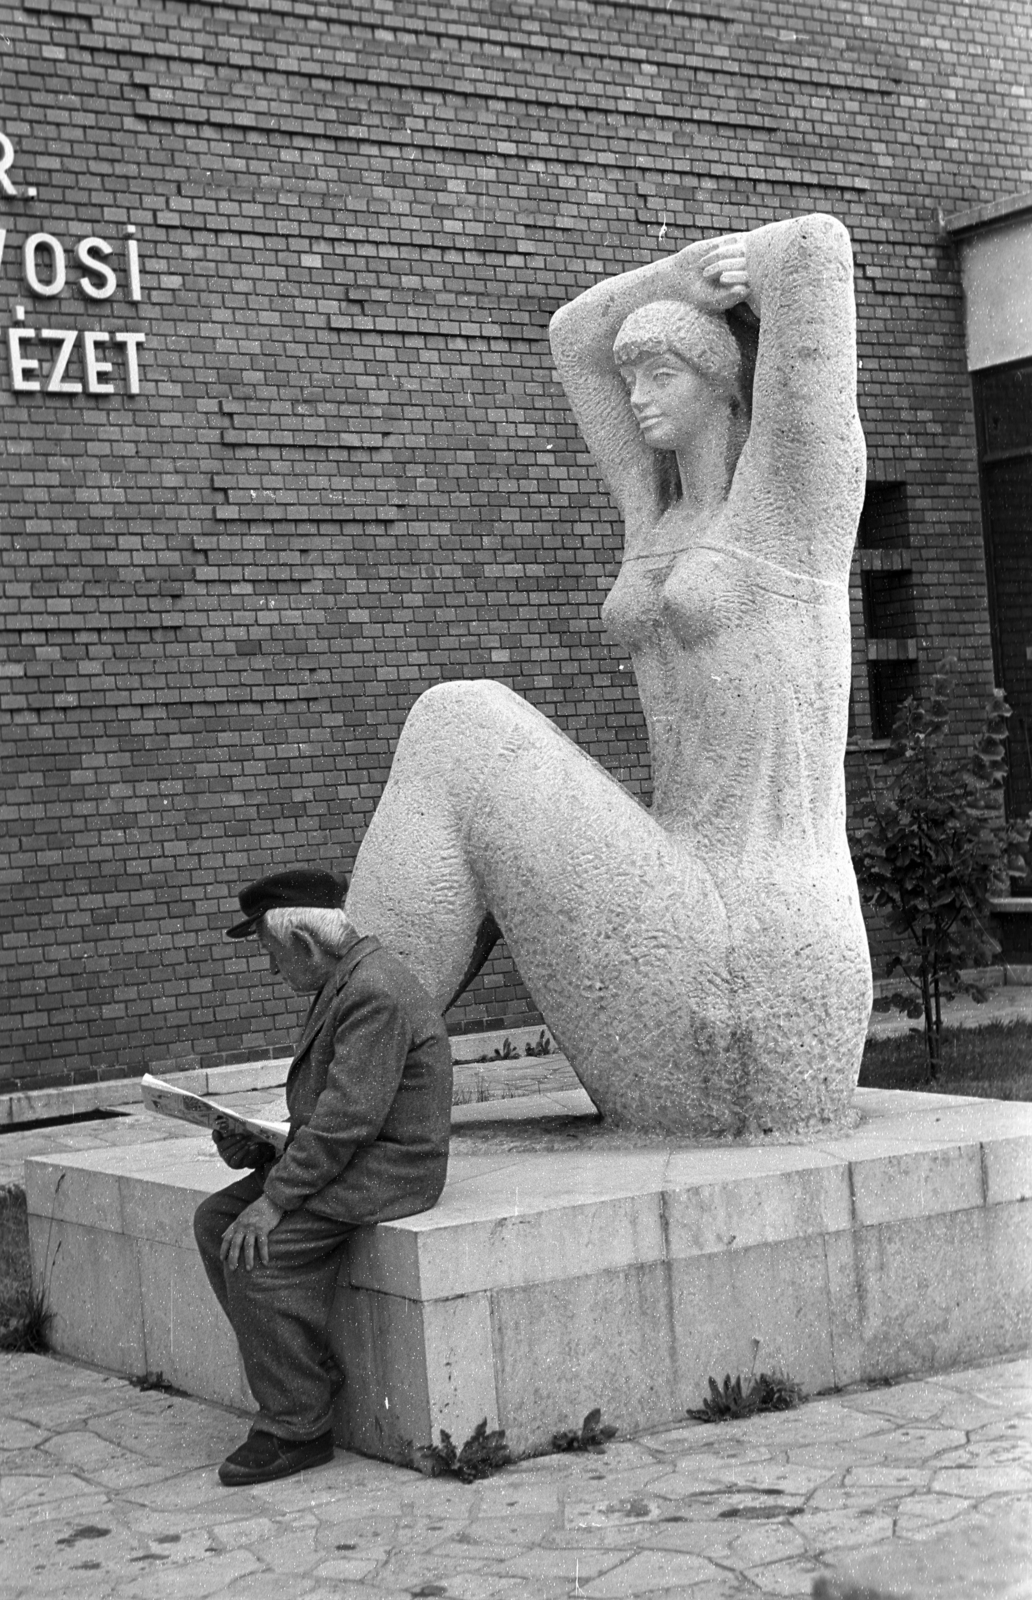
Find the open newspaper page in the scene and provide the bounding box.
[140,1073,289,1154]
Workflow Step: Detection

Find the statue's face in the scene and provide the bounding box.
[618,350,710,452]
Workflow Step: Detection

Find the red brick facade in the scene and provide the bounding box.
[2,0,1027,1091]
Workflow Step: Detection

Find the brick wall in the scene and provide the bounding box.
[2,0,1028,1091]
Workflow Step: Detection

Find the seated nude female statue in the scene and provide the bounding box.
[344,214,872,1138]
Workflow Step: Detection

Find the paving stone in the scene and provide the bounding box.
[888,1491,974,1528]
[119,1548,263,1598]
[746,1553,829,1594]
[788,1508,896,1550]
[820,1501,1032,1599]
[849,1425,968,1460]
[577,1547,722,1594]
[0,1417,49,1450]
[930,1463,1032,1495]
[488,1546,626,1579]
[723,1520,808,1566]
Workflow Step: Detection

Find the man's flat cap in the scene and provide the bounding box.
[227,868,347,939]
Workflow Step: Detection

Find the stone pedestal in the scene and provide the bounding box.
[25,1089,1032,1464]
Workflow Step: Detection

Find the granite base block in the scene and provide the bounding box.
[25,1089,1032,1465]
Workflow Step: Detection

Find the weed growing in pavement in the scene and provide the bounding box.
[551,1407,618,1453]
[416,1419,512,1482]
[687,1371,804,1423]
[524,1030,554,1057]
[128,1371,191,1397]
[0,1185,53,1354]
[0,1281,54,1353]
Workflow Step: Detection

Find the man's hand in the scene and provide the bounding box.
[220,1195,284,1271]
[212,1128,275,1170]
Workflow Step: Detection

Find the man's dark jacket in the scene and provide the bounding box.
[261,931,452,1225]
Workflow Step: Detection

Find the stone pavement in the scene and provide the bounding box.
[2,1350,1029,1599]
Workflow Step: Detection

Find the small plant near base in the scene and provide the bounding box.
[416,1419,512,1482]
[490,1038,520,1061]
[687,1371,804,1423]
[524,1030,554,1058]
[850,665,1031,1083]
[0,1185,53,1354]
[0,1283,54,1354]
[551,1407,618,1454]
[128,1371,190,1397]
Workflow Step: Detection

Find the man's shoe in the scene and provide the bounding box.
[218,1428,334,1486]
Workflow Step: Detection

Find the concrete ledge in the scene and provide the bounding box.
[0,1027,559,1130]
[25,1089,1032,1464]
[0,1058,294,1130]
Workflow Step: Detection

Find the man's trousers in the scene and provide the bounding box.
[193,1173,355,1442]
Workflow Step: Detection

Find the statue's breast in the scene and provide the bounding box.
[601,555,672,651]
[603,541,738,655]
[660,544,748,648]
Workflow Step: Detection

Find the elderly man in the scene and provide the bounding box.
[194,868,452,1486]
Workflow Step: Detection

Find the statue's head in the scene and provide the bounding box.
[613,301,743,411]
[613,301,752,506]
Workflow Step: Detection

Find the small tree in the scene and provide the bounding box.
[850,667,1030,1082]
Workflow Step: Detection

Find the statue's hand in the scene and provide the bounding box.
[679,235,751,313]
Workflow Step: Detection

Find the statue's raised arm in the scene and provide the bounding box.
[727,215,866,575]
[551,217,863,575]
[549,234,758,550]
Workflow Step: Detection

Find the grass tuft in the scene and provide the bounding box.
[0,1185,53,1354]
[860,1019,1032,1100]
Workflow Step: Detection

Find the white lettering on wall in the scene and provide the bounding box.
[24,232,66,297]
[2,132,147,396]
[113,330,145,394]
[8,316,41,391]
[126,226,142,303]
[76,237,117,301]
[6,306,146,395]
[40,329,83,394]
[0,133,17,198]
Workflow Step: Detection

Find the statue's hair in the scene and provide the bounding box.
[263,906,353,958]
[613,301,742,405]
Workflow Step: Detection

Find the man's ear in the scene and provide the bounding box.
[292,930,322,964]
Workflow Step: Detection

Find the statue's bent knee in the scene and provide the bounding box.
[400,679,517,752]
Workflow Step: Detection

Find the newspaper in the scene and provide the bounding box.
[140,1072,289,1154]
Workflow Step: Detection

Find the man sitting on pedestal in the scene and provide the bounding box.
[194,868,453,1487]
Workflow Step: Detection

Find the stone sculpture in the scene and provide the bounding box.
[345,214,872,1138]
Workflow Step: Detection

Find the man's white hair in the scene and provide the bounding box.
[263,906,353,957]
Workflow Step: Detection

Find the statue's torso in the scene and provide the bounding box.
[602,507,853,872]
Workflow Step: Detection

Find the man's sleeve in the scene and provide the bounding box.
[261,979,410,1213]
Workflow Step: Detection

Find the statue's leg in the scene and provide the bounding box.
[345,681,735,1128]
[344,680,529,1009]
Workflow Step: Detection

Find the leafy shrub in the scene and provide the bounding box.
[850,666,1030,1081]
